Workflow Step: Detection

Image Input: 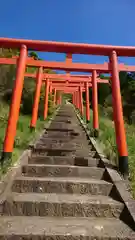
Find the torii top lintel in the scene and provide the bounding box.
[1,37,135,57]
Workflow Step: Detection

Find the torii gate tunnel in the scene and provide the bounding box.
[1,38,135,178]
[23,72,109,131]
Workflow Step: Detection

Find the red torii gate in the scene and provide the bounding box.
[54,87,79,106]
[52,86,82,109]
[23,71,109,131]
[52,84,85,115]
[51,81,98,127]
[0,38,134,177]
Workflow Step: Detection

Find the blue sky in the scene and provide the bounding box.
[0,0,135,68]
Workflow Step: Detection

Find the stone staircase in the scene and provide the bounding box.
[0,104,135,239]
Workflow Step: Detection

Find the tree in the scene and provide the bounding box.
[98,83,111,105]
[29,51,39,60]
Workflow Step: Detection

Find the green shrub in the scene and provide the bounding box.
[21,92,34,115]
[21,78,35,115]
[2,89,12,103]
[105,106,113,120]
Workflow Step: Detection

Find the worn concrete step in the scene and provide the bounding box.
[34,142,87,151]
[12,176,112,195]
[35,136,77,144]
[3,193,123,218]
[55,114,72,117]
[28,155,76,165]
[48,126,79,131]
[50,120,72,123]
[32,146,76,152]
[33,146,92,157]
[31,149,97,159]
[43,131,79,138]
[45,129,87,137]
[49,125,80,130]
[38,131,88,139]
[37,136,90,147]
[28,155,99,166]
[50,119,72,123]
[54,116,73,121]
[49,122,78,128]
[31,148,76,157]
[36,137,76,143]
[45,128,75,132]
[36,137,92,146]
[34,144,92,154]
[31,151,74,157]
[22,164,104,179]
[0,217,135,240]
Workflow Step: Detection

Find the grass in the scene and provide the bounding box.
[84,108,135,198]
[0,102,52,178]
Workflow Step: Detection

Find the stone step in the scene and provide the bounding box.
[12,176,112,195]
[34,145,91,154]
[31,149,97,158]
[43,131,79,138]
[36,137,91,145]
[0,216,135,239]
[54,116,73,121]
[3,193,123,218]
[51,119,72,123]
[36,137,76,143]
[32,146,76,152]
[34,142,87,150]
[45,128,75,132]
[22,164,104,179]
[31,148,76,157]
[56,114,72,117]
[50,122,77,128]
[45,128,85,135]
[28,155,99,166]
[50,119,72,123]
[38,135,89,144]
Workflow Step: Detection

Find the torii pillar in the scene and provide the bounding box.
[85,82,90,122]
[49,82,52,94]
[44,79,49,120]
[53,88,56,106]
[110,51,128,178]
[76,91,79,110]
[72,92,75,105]
[79,86,84,116]
[1,45,27,162]
[74,92,77,108]
[92,70,99,137]
[30,67,43,131]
